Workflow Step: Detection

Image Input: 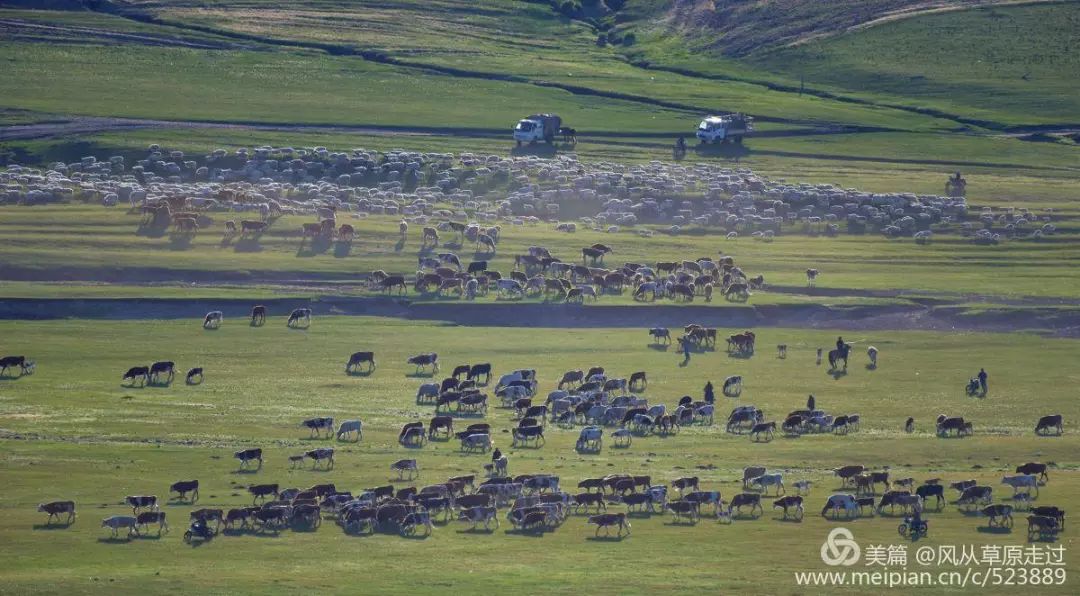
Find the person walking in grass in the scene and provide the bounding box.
[704,381,715,404]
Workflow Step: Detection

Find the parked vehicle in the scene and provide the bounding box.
[696,113,753,144]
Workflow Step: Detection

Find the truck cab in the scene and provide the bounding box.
[696,114,753,145]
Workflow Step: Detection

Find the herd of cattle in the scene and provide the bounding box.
[39,460,1065,542]
[364,245,766,304]
[6,145,1049,249]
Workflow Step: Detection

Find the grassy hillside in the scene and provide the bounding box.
[749,2,1080,126]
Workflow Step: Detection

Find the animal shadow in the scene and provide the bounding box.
[586,535,627,542]
[647,344,670,352]
[976,526,1012,535]
[829,369,849,380]
[866,363,877,371]
[97,536,134,544]
[345,369,374,378]
[394,238,406,253]
[233,238,263,253]
[168,234,194,250]
[33,523,74,530]
[405,372,437,379]
[333,241,352,258]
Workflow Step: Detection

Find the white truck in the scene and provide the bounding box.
[513,114,562,146]
[696,113,754,144]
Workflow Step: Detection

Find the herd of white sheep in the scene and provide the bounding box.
[0,144,1060,243]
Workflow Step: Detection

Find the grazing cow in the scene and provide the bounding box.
[286,308,312,328]
[957,486,993,509]
[125,495,158,514]
[573,492,607,514]
[821,494,858,519]
[1028,515,1060,541]
[338,224,355,242]
[346,351,376,373]
[0,355,33,377]
[185,367,203,385]
[379,275,408,295]
[1035,414,1063,436]
[101,515,138,539]
[512,425,545,448]
[950,479,977,493]
[416,382,440,404]
[671,477,699,494]
[136,511,169,535]
[834,465,865,487]
[253,507,289,532]
[777,344,787,359]
[203,311,223,329]
[867,346,878,368]
[248,484,279,504]
[240,220,267,236]
[751,473,785,496]
[1001,474,1039,498]
[750,421,776,442]
[234,448,263,470]
[589,512,630,537]
[301,417,334,438]
[170,480,199,503]
[649,327,671,345]
[458,506,499,531]
[576,426,602,452]
[1015,462,1050,483]
[399,422,426,447]
[428,416,453,440]
[774,496,804,520]
[667,500,699,524]
[122,366,150,386]
[461,433,492,453]
[149,361,175,384]
[408,353,439,374]
[729,493,763,517]
[722,375,742,397]
[806,268,819,287]
[1031,506,1065,529]
[37,501,76,525]
[336,419,362,442]
[982,504,1014,528]
[250,305,266,325]
[916,484,945,509]
[684,491,724,518]
[793,480,813,495]
[390,459,419,480]
[743,466,767,489]
[467,363,492,384]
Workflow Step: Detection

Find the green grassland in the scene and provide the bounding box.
[1,205,1079,301]
[1,317,1078,594]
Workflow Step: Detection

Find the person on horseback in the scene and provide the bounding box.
[491,446,502,464]
[836,336,845,352]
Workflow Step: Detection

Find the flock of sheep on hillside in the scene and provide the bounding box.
[0,145,1060,247]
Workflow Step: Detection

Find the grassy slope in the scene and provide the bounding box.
[1,318,1078,593]
[2,206,1080,299]
[748,2,1080,126]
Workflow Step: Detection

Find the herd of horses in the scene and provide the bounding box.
[122,361,202,386]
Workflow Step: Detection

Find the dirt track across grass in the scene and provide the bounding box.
[2,296,1078,336]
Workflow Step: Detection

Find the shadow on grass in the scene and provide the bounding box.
[32,522,74,530]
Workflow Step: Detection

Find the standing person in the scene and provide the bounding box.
[807,394,816,411]
[978,368,988,396]
[704,381,715,404]
[678,335,693,366]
